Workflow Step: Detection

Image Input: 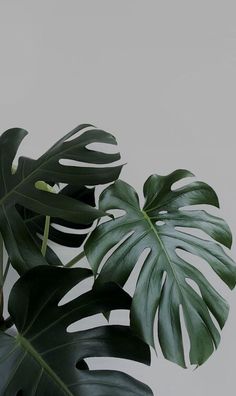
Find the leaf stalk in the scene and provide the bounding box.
[41,216,51,257]
[64,251,86,268]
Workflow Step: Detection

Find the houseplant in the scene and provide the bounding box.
[0,124,235,395]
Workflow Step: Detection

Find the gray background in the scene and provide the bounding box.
[1,1,236,395]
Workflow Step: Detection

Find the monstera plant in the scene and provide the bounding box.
[0,124,235,395]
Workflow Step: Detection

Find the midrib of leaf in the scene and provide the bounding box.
[16,334,73,396]
[142,210,183,293]
[0,158,49,207]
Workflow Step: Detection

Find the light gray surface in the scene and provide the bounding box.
[1,1,236,395]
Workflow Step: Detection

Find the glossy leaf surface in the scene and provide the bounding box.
[0,125,122,273]
[0,266,152,395]
[17,185,95,267]
[85,169,236,367]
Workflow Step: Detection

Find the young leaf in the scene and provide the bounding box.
[0,125,122,274]
[0,266,152,396]
[85,169,236,367]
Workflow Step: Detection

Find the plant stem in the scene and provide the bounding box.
[41,216,50,257]
[64,251,86,268]
[3,258,11,285]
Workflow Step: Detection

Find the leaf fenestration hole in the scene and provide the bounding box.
[156,221,165,226]
[67,313,106,333]
[185,278,202,297]
[154,271,167,353]
[171,177,194,191]
[58,277,93,306]
[51,223,91,235]
[59,158,117,168]
[158,210,167,215]
[180,205,219,216]
[208,310,222,334]
[175,226,214,242]
[124,248,151,295]
[64,126,94,142]
[83,356,145,378]
[176,248,230,295]
[97,230,134,274]
[179,304,191,368]
[107,309,129,326]
[105,209,126,219]
[161,271,167,289]
[86,142,119,154]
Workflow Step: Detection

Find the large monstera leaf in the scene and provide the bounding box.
[0,124,122,274]
[85,169,236,367]
[0,266,152,396]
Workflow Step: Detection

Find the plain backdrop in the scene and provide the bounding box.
[1,1,236,395]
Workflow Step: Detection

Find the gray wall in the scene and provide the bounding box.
[1,1,236,395]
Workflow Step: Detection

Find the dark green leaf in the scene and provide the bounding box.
[0,125,122,273]
[18,185,95,248]
[0,266,152,396]
[85,169,236,367]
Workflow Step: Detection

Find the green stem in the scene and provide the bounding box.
[64,251,86,268]
[3,258,11,285]
[0,257,11,327]
[41,216,50,257]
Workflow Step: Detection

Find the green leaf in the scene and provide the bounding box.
[17,185,96,251]
[85,169,236,367]
[0,266,153,396]
[0,124,122,274]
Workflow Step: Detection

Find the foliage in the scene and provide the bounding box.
[85,171,236,367]
[0,125,235,395]
[0,266,151,395]
[0,125,121,274]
